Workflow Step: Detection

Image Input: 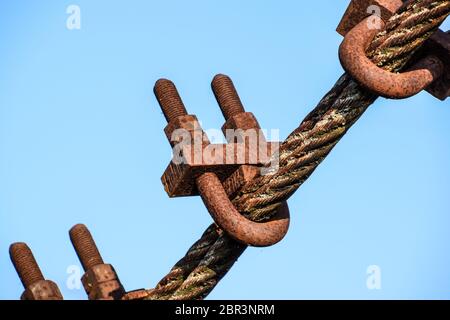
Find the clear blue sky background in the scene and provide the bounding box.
[1,1,449,300]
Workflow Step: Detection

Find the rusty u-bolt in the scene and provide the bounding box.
[155,78,290,247]
[339,16,444,99]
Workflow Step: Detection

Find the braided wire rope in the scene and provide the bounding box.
[144,0,450,300]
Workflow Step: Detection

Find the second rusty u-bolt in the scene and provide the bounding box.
[154,77,290,247]
[339,16,444,99]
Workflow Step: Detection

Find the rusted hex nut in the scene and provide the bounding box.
[197,172,290,247]
[423,30,450,100]
[337,0,403,36]
[69,224,125,300]
[81,264,124,300]
[9,243,63,300]
[21,280,63,301]
[222,112,263,142]
[339,16,444,99]
[164,114,208,147]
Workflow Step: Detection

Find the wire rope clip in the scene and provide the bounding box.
[155,75,290,247]
[9,224,154,300]
[337,0,450,100]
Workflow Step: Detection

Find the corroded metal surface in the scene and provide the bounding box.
[21,280,63,301]
[154,79,188,123]
[6,0,449,301]
[69,224,104,271]
[10,243,63,300]
[81,264,125,300]
[158,78,278,198]
[212,74,246,120]
[155,75,291,247]
[339,16,444,99]
[161,143,278,198]
[9,243,44,288]
[121,289,151,300]
[70,224,125,300]
[197,173,290,247]
[221,112,262,140]
[336,0,403,36]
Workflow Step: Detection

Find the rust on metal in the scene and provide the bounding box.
[161,141,278,197]
[154,79,188,123]
[69,224,104,271]
[21,280,64,300]
[163,114,208,147]
[70,224,125,300]
[212,74,246,120]
[10,243,45,288]
[221,165,260,199]
[81,264,125,300]
[221,112,262,140]
[121,289,151,300]
[197,173,290,247]
[336,0,403,36]
[9,242,63,300]
[158,77,278,198]
[155,75,291,247]
[339,16,445,99]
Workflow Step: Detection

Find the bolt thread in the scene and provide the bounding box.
[212,74,245,120]
[154,79,188,123]
[9,243,44,288]
[69,224,104,271]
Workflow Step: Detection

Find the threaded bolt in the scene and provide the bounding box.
[154,79,188,123]
[69,224,104,271]
[212,74,246,120]
[9,243,45,289]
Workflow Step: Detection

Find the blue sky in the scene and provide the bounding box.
[1,1,449,300]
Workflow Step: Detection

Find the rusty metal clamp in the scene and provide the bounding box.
[155,75,290,247]
[337,0,450,100]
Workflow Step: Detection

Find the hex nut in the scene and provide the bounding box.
[164,115,209,147]
[21,280,63,300]
[81,264,125,300]
[222,112,263,140]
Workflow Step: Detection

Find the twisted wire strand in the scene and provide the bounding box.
[144,0,449,300]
